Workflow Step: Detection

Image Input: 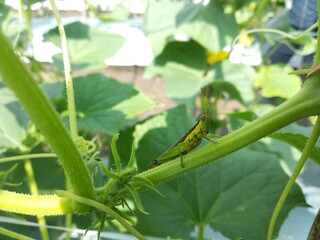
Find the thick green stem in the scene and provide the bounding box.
[0,30,95,212]
[197,222,205,240]
[0,190,73,215]
[137,75,320,185]
[65,214,72,240]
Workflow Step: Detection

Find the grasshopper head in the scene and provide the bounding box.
[147,160,163,169]
[199,114,207,121]
[199,114,210,135]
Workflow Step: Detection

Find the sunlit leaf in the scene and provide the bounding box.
[144,0,184,56]
[176,1,238,52]
[154,40,207,70]
[71,74,155,135]
[211,61,255,104]
[161,63,213,99]
[136,148,306,239]
[254,65,301,99]
[44,21,126,71]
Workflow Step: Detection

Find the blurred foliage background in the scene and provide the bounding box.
[0,0,319,239]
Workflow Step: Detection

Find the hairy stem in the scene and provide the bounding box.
[137,75,320,185]
[49,0,78,140]
[0,30,95,212]
[57,190,147,240]
[0,190,73,215]
[0,153,56,163]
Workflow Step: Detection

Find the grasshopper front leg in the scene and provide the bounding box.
[203,134,220,143]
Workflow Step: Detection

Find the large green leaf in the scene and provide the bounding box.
[211,80,244,104]
[154,40,207,70]
[211,61,255,104]
[270,124,320,165]
[161,62,213,99]
[43,74,155,135]
[146,1,238,57]
[176,1,238,52]
[228,113,319,173]
[42,82,65,100]
[148,59,254,101]
[145,0,184,56]
[44,21,126,71]
[42,74,155,135]
[0,87,29,152]
[254,65,301,99]
[132,106,306,239]
[136,148,306,239]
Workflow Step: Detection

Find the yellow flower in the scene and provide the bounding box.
[207,50,229,65]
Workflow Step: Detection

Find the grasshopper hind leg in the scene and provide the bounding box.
[178,146,185,168]
[180,154,185,168]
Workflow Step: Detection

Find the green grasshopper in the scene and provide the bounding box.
[148,91,216,169]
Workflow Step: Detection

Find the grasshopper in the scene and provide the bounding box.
[148,91,216,169]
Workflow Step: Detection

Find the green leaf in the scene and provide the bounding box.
[176,1,238,52]
[211,61,255,104]
[227,111,256,131]
[161,62,213,98]
[154,40,207,70]
[270,124,320,165]
[211,80,244,104]
[254,65,301,99]
[136,148,306,239]
[43,21,126,71]
[29,154,65,192]
[42,74,155,135]
[0,87,29,152]
[145,0,184,56]
[71,74,155,135]
[41,82,64,100]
